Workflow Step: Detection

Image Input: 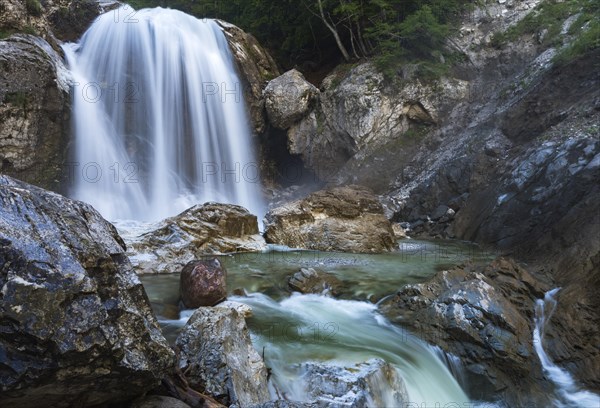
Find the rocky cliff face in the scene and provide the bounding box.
[0,0,113,47]
[262,0,599,394]
[216,20,280,136]
[0,34,71,192]
[0,1,118,193]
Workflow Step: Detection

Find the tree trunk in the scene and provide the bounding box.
[316,0,351,61]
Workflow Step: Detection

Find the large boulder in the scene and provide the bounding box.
[216,20,280,135]
[378,258,552,406]
[180,258,227,308]
[0,34,71,192]
[125,203,266,275]
[0,175,175,407]
[264,185,395,253]
[176,305,270,407]
[264,69,319,130]
[298,359,408,408]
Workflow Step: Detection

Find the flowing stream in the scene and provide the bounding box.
[141,240,495,407]
[533,289,600,407]
[62,7,264,222]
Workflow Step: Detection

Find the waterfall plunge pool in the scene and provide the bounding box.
[140,240,500,407]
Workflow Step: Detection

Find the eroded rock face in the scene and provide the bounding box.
[216,20,280,135]
[298,359,408,408]
[378,258,551,405]
[125,203,266,275]
[176,305,270,407]
[0,175,175,407]
[264,69,319,130]
[0,35,71,192]
[264,185,395,253]
[0,0,111,45]
[45,0,104,42]
[180,258,227,308]
[277,63,468,181]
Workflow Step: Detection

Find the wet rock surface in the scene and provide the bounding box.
[379,258,552,405]
[298,359,408,408]
[264,185,395,253]
[0,175,175,407]
[217,20,280,135]
[176,304,270,407]
[288,267,342,296]
[180,258,227,308]
[125,203,266,274]
[0,35,71,192]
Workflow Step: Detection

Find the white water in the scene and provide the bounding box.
[161,293,472,406]
[534,288,600,407]
[235,293,469,406]
[62,7,264,222]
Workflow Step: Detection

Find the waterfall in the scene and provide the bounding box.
[534,288,600,407]
[62,6,264,222]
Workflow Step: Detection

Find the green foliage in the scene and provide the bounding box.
[491,0,597,48]
[0,25,38,40]
[555,17,600,63]
[124,0,469,78]
[25,0,42,16]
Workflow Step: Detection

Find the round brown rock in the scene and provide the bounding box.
[180,258,227,308]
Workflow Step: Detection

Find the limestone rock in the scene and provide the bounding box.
[264,69,319,129]
[264,185,395,253]
[299,359,408,408]
[0,175,175,407]
[378,258,551,405]
[176,305,270,407]
[0,0,110,45]
[0,35,71,192]
[216,20,280,135]
[125,203,266,275]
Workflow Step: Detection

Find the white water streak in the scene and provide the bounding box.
[534,288,600,407]
[63,7,264,222]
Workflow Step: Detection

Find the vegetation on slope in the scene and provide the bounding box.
[126,0,472,77]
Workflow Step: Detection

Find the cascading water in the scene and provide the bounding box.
[534,288,600,407]
[62,6,264,222]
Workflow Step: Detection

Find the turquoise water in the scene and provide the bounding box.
[140,239,495,406]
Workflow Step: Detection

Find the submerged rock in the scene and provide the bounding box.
[180,258,227,308]
[298,359,408,408]
[0,175,175,407]
[288,268,342,296]
[125,203,266,274]
[176,305,270,407]
[264,185,395,253]
[0,35,71,192]
[379,257,551,405]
